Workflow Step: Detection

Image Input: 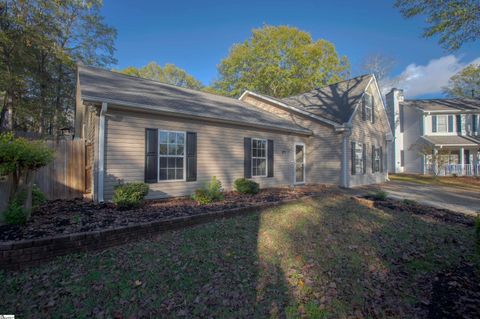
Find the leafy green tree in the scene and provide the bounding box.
[395,0,480,51]
[0,132,54,222]
[213,25,350,98]
[117,62,204,90]
[0,0,116,134]
[443,64,480,98]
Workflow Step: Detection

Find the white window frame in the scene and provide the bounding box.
[251,138,268,178]
[373,147,381,173]
[364,93,373,122]
[294,142,306,185]
[353,142,364,174]
[158,130,186,182]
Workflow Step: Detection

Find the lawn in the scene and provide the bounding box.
[1,193,479,318]
[390,173,480,191]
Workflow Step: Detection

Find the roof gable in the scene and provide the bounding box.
[77,65,311,135]
[281,74,373,124]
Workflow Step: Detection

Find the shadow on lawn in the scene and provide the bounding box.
[0,195,478,318]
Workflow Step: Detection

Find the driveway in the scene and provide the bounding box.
[350,180,480,216]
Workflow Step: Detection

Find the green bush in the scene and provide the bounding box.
[113,182,149,210]
[233,178,259,194]
[368,190,388,201]
[192,176,224,204]
[4,191,29,225]
[32,184,46,209]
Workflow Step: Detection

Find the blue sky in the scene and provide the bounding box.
[102,0,480,98]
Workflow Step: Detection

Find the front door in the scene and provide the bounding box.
[294,143,305,184]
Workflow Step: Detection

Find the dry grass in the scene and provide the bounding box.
[1,193,478,318]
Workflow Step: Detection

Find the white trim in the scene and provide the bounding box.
[251,138,268,178]
[97,102,108,203]
[294,142,306,185]
[82,95,312,136]
[239,90,342,128]
[157,130,187,182]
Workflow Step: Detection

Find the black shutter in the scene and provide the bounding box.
[362,96,366,121]
[186,132,197,181]
[267,139,274,177]
[244,137,252,178]
[400,105,404,133]
[456,115,462,133]
[372,99,376,124]
[432,115,437,133]
[351,141,356,175]
[372,145,375,172]
[473,115,478,133]
[362,143,367,174]
[145,128,158,183]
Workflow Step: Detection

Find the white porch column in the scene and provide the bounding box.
[433,148,438,175]
[459,147,464,175]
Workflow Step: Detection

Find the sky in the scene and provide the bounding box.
[101,0,480,99]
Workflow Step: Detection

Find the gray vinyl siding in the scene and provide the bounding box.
[349,82,390,186]
[241,96,343,186]
[103,107,309,200]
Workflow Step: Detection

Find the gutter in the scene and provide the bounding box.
[82,95,312,136]
[97,102,108,203]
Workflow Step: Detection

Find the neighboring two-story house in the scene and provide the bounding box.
[386,88,480,176]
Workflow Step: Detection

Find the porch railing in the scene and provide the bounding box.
[424,164,480,176]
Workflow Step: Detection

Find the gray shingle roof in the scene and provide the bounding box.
[420,135,479,146]
[281,74,373,124]
[77,65,311,135]
[401,98,480,112]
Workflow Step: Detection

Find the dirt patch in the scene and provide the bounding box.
[364,196,475,226]
[428,260,480,318]
[0,187,332,242]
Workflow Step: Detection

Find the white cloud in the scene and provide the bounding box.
[382,55,480,98]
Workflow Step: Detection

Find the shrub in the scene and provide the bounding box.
[368,190,388,201]
[113,182,149,210]
[233,178,259,195]
[32,184,46,209]
[402,199,418,205]
[4,191,29,225]
[192,176,224,204]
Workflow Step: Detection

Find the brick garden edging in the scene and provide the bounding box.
[0,196,313,270]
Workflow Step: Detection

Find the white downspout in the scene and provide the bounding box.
[98,102,108,203]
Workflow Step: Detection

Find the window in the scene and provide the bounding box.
[432,115,453,133]
[363,93,373,122]
[373,147,381,172]
[352,142,364,174]
[252,139,267,177]
[158,131,185,181]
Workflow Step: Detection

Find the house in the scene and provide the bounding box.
[75,65,392,202]
[386,88,480,176]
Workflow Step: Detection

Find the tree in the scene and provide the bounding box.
[0,132,54,223]
[395,0,480,51]
[0,0,116,134]
[443,64,480,98]
[117,62,204,90]
[213,25,350,98]
[361,54,396,83]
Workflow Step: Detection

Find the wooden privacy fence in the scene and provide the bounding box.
[35,139,86,200]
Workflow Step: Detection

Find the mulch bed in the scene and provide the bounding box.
[0,187,330,242]
[364,196,476,226]
[428,260,480,319]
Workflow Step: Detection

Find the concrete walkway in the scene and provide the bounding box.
[348,180,480,216]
